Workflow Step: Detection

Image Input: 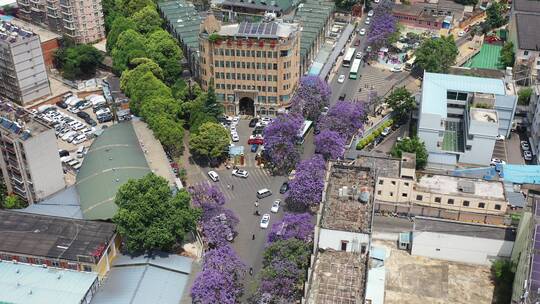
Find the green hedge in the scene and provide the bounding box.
[356,119,395,150]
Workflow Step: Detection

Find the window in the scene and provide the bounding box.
[434,197,441,203]
[447,91,458,100]
[447,198,454,205]
[463,200,470,207]
[377,190,382,195]
[391,181,396,185]
[494,204,501,210]
[457,92,468,101]
[404,182,409,186]
[478,202,485,208]
[524,50,529,56]
[402,193,408,197]
[389,192,394,197]
[416,195,423,201]
[82,265,92,272]
[340,241,348,251]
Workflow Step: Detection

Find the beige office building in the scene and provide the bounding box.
[17,0,105,43]
[0,101,65,204]
[199,15,300,116]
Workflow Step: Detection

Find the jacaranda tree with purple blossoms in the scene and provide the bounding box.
[318,100,365,140]
[291,76,331,122]
[191,268,239,304]
[267,212,314,243]
[367,1,398,54]
[314,129,346,160]
[263,113,303,174]
[285,154,326,211]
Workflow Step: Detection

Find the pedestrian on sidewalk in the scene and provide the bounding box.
[249,267,253,276]
[252,234,255,240]
[254,201,259,207]
[231,184,234,191]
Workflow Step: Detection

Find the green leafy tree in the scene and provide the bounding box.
[204,82,224,119]
[106,16,137,52]
[147,114,185,154]
[487,1,506,29]
[384,87,416,121]
[129,71,172,115]
[262,239,311,271]
[0,181,6,207]
[54,44,104,80]
[113,173,201,253]
[3,195,26,209]
[120,58,164,97]
[499,41,515,68]
[146,30,184,85]
[415,35,458,73]
[518,87,533,105]
[119,0,156,16]
[129,5,163,35]
[111,29,147,73]
[390,137,428,169]
[140,95,182,121]
[491,260,514,304]
[189,122,230,160]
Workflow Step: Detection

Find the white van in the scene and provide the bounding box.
[62,131,77,141]
[207,171,219,182]
[68,159,80,166]
[256,188,272,199]
[76,146,87,158]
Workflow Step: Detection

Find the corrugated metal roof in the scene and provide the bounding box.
[421,72,506,118]
[501,165,540,184]
[91,253,192,304]
[0,261,97,304]
[19,186,83,219]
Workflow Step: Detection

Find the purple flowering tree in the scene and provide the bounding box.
[203,244,246,282]
[191,268,238,304]
[314,129,346,160]
[291,76,332,121]
[285,155,326,211]
[188,183,226,211]
[263,113,303,174]
[267,212,314,243]
[259,259,303,299]
[367,1,398,52]
[318,100,365,140]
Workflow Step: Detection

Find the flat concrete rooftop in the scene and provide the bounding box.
[416,174,505,201]
[470,108,498,123]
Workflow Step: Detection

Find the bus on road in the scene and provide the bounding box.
[342,48,356,67]
[349,58,361,79]
[296,120,313,145]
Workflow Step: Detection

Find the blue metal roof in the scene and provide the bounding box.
[501,165,540,184]
[421,72,507,118]
[0,261,97,304]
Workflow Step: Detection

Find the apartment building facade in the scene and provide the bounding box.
[418,72,517,167]
[508,0,540,83]
[17,0,105,44]
[199,15,300,116]
[0,101,65,204]
[0,21,51,105]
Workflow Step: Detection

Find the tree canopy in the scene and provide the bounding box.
[106,16,137,52]
[54,44,103,80]
[112,173,201,253]
[414,35,458,73]
[390,137,428,169]
[146,30,184,85]
[130,5,163,34]
[189,122,230,160]
[384,87,416,121]
[499,42,515,68]
[111,29,147,73]
[486,1,506,29]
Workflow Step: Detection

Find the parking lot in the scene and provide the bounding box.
[191,119,289,274]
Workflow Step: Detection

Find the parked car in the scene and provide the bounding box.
[521,141,530,151]
[231,133,240,142]
[251,144,259,153]
[279,182,289,194]
[232,169,249,178]
[490,158,506,166]
[271,200,281,213]
[256,188,272,199]
[365,18,370,25]
[56,101,68,109]
[248,135,264,145]
[381,127,391,136]
[391,65,403,72]
[524,150,533,161]
[72,135,87,145]
[368,10,374,16]
[77,111,90,119]
[355,51,363,59]
[496,135,505,141]
[359,28,366,36]
[76,146,87,158]
[208,171,219,182]
[374,135,384,145]
[85,117,97,127]
[337,74,346,83]
[58,149,69,157]
[249,118,259,127]
[260,214,270,229]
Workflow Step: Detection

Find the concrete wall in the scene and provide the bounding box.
[318,228,370,252]
[23,128,65,200]
[411,231,514,265]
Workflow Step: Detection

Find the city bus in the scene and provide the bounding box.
[342,48,356,67]
[349,58,361,79]
[296,120,313,145]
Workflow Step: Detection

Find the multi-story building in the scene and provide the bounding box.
[199,15,300,116]
[508,0,540,83]
[527,84,540,159]
[418,72,517,167]
[16,0,105,44]
[0,100,65,204]
[0,21,51,105]
[0,210,119,279]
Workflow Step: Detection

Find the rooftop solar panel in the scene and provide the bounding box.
[257,23,264,34]
[251,23,258,34]
[264,23,271,34]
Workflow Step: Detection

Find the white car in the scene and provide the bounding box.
[458,31,466,37]
[231,133,240,142]
[365,18,370,25]
[524,150,533,161]
[368,10,374,17]
[271,200,281,213]
[337,74,346,83]
[62,130,77,141]
[381,127,391,136]
[260,214,270,229]
[374,0,379,3]
[261,117,272,124]
[208,170,219,182]
[391,65,403,72]
[72,135,87,145]
[359,28,366,36]
[490,158,506,166]
[521,141,530,151]
[232,169,249,178]
[355,51,363,59]
[496,134,505,141]
[232,116,240,124]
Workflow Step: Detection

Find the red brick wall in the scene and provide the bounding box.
[41,38,60,68]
